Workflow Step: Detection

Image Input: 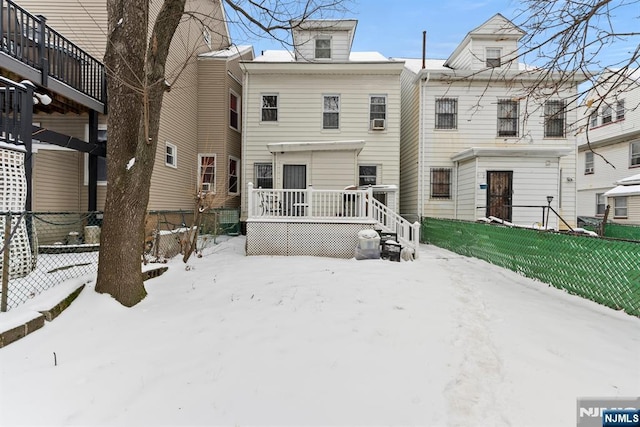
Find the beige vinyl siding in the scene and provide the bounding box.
[242,66,402,219]
[455,160,476,220]
[32,150,81,211]
[310,151,357,189]
[399,67,420,219]
[627,196,640,224]
[17,0,108,59]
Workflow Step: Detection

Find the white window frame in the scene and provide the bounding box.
[497,99,519,137]
[322,94,340,130]
[254,162,273,189]
[314,36,331,59]
[358,165,379,186]
[596,193,606,216]
[613,196,627,218]
[589,110,598,128]
[203,27,212,50]
[198,153,216,193]
[631,140,640,167]
[602,105,612,124]
[430,167,452,199]
[616,99,625,121]
[228,155,240,195]
[83,124,108,186]
[165,141,177,168]
[544,100,566,138]
[486,47,502,68]
[369,95,387,130]
[261,94,278,122]
[435,98,458,130]
[229,90,240,131]
[584,151,594,174]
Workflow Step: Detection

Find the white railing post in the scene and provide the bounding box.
[307,184,313,218]
[247,182,254,218]
[367,186,374,219]
[412,221,420,259]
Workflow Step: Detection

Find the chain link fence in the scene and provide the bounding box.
[1,208,240,311]
[422,217,640,317]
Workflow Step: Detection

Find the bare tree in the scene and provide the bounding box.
[96,0,350,307]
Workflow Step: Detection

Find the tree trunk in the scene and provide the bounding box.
[96,0,185,306]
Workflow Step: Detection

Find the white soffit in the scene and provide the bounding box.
[267,140,365,153]
[451,146,573,162]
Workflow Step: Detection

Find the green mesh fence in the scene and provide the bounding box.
[601,223,640,241]
[422,217,640,317]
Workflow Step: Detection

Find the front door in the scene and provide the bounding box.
[486,171,513,221]
[283,164,307,216]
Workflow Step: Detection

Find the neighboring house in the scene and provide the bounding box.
[240,19,418,257]
[603,174,640,224]
[15,0,239,213]
[576,69,640,224]
[398,14,584,229]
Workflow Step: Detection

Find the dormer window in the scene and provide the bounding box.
[486,48,501,68]
[315,37,331,59]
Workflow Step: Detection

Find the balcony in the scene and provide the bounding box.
[0,0,106,113]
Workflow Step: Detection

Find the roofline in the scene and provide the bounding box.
[451,146,573,162]
[241,60,405,75]
[199,44,254,61]
[415,67,589,83]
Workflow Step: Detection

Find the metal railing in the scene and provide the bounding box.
[0,0,106,104]
[247,183,420,256]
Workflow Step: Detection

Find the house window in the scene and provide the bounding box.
[165,142,177,168]
[315,37,331,59]
[254,163,273,189]
[613,196,627,218]
[544,100,565,137]
[616,99,625,120]
[486,48,501,68]
[369,95,386,129]
[584,151,594,174]
[435,98,457,130]
[228,156,239,195]
[198,154,216,192]
[203,28,212,49]
[589,111,598,128]
[497,99,518,137]
[359,165,378,186]
[596,193,606,215]
[631,141,640,167]
[229,91,239,130]
[261,94,278,122]
[602,105,612,124]
[430,168,452,199]
[323,95,340,129]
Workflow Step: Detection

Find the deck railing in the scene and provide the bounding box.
[0,0,106,104]
[247,182,420,256]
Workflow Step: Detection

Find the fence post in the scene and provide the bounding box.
[366,186,373,219]
[307,184,313,217]
[247,182,254,218]
[1,212,11,312]
[412,221,420,259]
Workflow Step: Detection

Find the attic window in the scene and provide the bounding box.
[486,48,501,68]
[315,37,331,59]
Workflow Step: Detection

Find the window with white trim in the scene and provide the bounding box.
[596,193,606,215]
[614,196,627,218]
[435,98,457,130]
[602,105,612,124]
[315,37,331,59]
[430,168,452,199]
[254,163,273,189]
[486,47,501,68]
[198,154,216,193]
[544,100,566,137]
[358,165,378,186]
[323,95,340,129]
[584,151,594,174]
[369,95,386,129]
[229,91,239,130]
[589,111,598,128]
[497,99,518,137]
[165,142,177,168]
[228,156,239,195]
[631,141,640,167]
[616,99,625,120]
[261,94,278,122]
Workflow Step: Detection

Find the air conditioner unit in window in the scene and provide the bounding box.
[371,118,385,130]
[201,182,212,192]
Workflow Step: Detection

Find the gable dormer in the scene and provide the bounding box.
[290,19,358,62]
[444,13,524,71]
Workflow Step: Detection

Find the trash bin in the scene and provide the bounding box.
[383,240,402,262]
[355,229,380,260]
[84,226,101,244]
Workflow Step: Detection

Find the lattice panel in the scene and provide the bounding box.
[246,221,375,258]
[0,146,33,280]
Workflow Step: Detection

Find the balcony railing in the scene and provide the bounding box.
[0,0,106,106]
[247,183,420,256]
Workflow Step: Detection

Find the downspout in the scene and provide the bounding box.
[240,63,249,222]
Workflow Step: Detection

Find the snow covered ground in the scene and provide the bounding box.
[0,236,638,426]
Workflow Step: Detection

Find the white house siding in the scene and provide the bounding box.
[309,151,357,189]
[419,78,578,226]
[293,29,352,61]
[241,65,403,220]
[399,67,420,220]
[31,150,81,212]
[455,160,477,220]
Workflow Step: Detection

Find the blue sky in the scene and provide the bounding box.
[226,0,638,66]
